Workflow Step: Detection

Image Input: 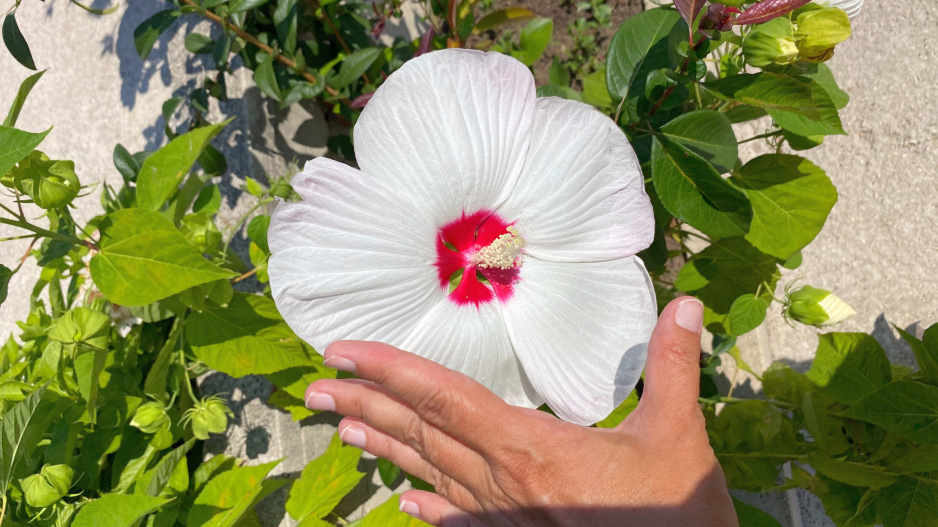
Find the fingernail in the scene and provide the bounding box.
[675,298,704,333]
[323,355,357,372]
[339,424,367,449]
[399,499,420,518]
[305,392,336,411]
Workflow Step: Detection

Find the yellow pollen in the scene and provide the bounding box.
[476,226,524,270]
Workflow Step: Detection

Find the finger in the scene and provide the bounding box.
[307,378,492,490]
[635,296,704,423]
[335,417,457,492]
[399,490,489,527]
[322,341,515,454]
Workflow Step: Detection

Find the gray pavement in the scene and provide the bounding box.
[2,0,937,526]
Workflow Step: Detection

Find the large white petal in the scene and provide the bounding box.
[401,300,543,409]
[268,158,442,353]
[497,97,654,263]
[823,0,862,18]
[354,49,536,226]
[502,256,657,425]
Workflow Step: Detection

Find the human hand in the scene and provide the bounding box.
[304,297,738,527]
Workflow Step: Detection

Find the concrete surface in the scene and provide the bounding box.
[0,1,396,524]
[2,0,937,526]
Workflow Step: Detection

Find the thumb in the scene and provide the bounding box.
[637,296,704,421]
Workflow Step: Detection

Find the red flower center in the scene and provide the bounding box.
[434,210,523,307]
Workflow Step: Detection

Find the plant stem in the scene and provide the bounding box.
[13,237,38,272]
[221,198,271,260]
[0,200,19,218]
[231,267,258,284]
[0,217,96,250]
[305,0,372,83]
[179,0,350,104]
[740,130,783,144]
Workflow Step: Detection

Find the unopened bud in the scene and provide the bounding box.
[6,151,81,210]
[795,8,851,63]
[743,18,799,68]
[21,464,73,508]
[183,396,233,440]
[131,401,171,435]
[785,285,856,327]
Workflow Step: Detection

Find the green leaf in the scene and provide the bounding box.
[0,265,10,306]
[359,494,425,527]
[144,316,184,399]
[90,208,235,306]
[846,381,938,445]
[193,185,222,215]
[186,293,313,377]
[896,324,938,385]
[0,125,51,177]
[675,237,779,315]
[732,498,784,527]
[137,121,229,210]
[377,458,401,488]
[184,33,215,54]
[731,154,837,259]
[141,439,196,496]
[651,136,751,238]
[877,477,938,527]
[807,333,891,405]
[286,434,365,522]
[113,144,141,183]
[514,18,552,66]
[606,8,682,103]
[133,10,179,60]
[72,493,170,527]
[188,460,281,527]
[595,390,639,428]
[801,63,849,110]
[228,0,269,14]
[253,57,282,101]
[581,68,612,108]
[660,110,738,173]
[3,13,36,70]
[808,453,900,489]
[247,215,270,253]
[705,72,844,136]
[4,69,45,127]
[727,293,769,336]
[472,7,535,33]
[330,48,381,89]
[0,386,55,491]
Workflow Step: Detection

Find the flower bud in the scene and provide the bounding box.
[784,285,856,327]
[180,212,222,253]
[131,401,171,435]
[5,151,81,210]
[183,396,233,440]
[269,179,294,200]
[742,18,799,68]
[704,4,741,32]
[21,464,73,508]
[795,8,851,63]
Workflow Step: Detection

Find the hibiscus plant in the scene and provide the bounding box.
[2,0,938,526]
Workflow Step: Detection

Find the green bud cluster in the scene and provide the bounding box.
[742,7,851,68]
[20,464,73,508]
[0,151,81,210]
[182,396,234,440]
[784,285,856,327]
[131,401,171,435]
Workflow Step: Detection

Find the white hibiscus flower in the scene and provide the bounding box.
[824,0,863,18]
[268,49,657,425]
